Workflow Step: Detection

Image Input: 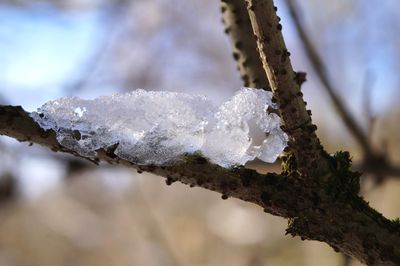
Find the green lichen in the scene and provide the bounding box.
[324,151,361,196]
[281,152,298,175]
[183,151,209,165]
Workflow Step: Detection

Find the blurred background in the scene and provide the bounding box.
[0,0,399,265]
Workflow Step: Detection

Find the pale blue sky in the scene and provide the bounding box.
[0,1,397,114]
[0,5,102,110]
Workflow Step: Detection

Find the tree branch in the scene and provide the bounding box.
[1,104,400,264]
[221,0,270,89]
[244,0,326,179]
[221,0,400,181]
[0,105,291,216]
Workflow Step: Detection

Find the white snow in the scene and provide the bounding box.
[31,88,288,167]
[73,107,86,118]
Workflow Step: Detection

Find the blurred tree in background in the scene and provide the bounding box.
[0,0,400,265]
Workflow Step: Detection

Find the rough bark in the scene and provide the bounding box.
[244,0,326,179]
[1,104,400,265]
[220,0,271,89]
[220,0,399,264]
[0,105,313,219]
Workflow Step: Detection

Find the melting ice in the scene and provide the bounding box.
[31,88,288,167]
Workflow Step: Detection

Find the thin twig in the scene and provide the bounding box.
[361,70,377,144]
[285,0,372,156]
[64,0,130,94]
[285,0,400,180]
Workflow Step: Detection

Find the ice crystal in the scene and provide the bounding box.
[31,88,288,167]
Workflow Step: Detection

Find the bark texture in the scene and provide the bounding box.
[221,0,400,264]
[244,0,325,178]
[1,104,400,265]
[221,0,270,89]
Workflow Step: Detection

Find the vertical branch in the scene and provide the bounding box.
[245,0,325,177]
[285,0,400,181]
[221,0,270,89]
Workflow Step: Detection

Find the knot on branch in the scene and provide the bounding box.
[294,71,307,86]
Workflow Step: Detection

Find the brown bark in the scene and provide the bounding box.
[219,0,400,264]
[0,105,304,219]
[244,0,326,178]
[221,0,270,89]
[1,103,400,265]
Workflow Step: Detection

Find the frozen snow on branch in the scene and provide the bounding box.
[31,88,287,167]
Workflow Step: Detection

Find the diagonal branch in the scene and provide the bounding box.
[221,0,271,89]
[244,0,326,178]
[285,0,400,180]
